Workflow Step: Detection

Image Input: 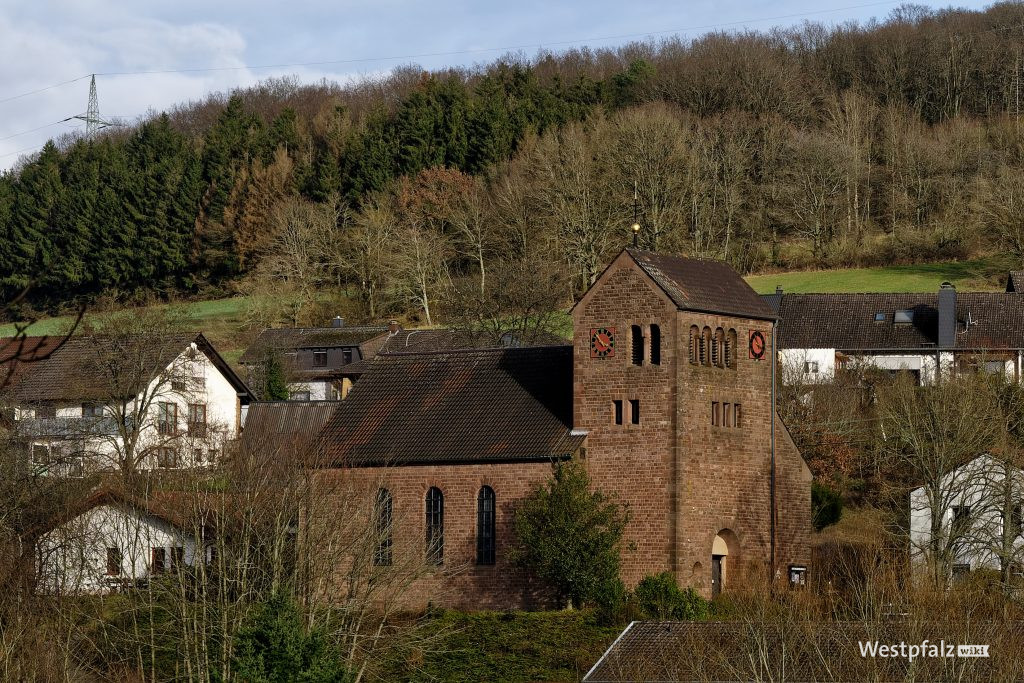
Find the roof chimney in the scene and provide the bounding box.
[388,319,400,335]
[938,282,956,348]
[331,316,345,328]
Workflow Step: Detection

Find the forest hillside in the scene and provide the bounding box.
[3,2,1024,325]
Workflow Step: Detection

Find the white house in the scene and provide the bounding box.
[764,276,1024,386]
[35,490,203,594]
[0,332,252,475]
[909,454,1024,577]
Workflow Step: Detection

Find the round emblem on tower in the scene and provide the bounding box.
[748,330,766,360]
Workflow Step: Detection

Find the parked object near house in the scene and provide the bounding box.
[0,332,252,475]
[766,275,1024,386]
[308,249,812,610]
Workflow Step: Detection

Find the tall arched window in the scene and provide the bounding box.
[713,328,725,368]
[650,325,661,366]
[630,325,644,366]
[425,487,444,565]
[725,329,738,369]
[701,327,712,366]
[689,325,699,365]
[477,486,496,565]
[374,488,392,566]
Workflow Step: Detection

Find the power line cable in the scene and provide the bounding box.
[0,117,75,143]
[0,75,91,106]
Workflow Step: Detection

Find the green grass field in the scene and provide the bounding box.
[744,258,1005,294]
[2,258,1011,357]
[0,297,258,353]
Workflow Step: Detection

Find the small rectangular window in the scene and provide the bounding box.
[187,403,207,436]
[157,447,179,469]
[804,361,819,374]
[82,403,104,418]
[630,325,644,366]
[31,444,50,466]
[613,400,623,425]
[629,399,640,425]
[711,402,720,427]
[157,402,177,435]
[36,405,56,419]
[343,348,353,364]
[313,349,328,367]
[734,404,742,428]
[106,547,122,576]
[151,547,166,574]
[724,403,733,428]
[873,312,886,322]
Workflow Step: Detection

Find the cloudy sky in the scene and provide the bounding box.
[0,0,989,170]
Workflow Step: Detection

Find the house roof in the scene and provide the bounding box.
[771,292,1024,350]
[0,335,69,393]
[0,332,251,403]
[239,326,389,363]
[623,249,775,320]
[319,346,583,467]
[240,400,342,462]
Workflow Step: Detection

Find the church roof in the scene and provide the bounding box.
[625,249,775,321]
[319,346,582,467]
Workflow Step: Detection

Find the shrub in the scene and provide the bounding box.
[812,481,843,530]
[511,461,629,609]
[631,573,710,621]
[231,593,352,683]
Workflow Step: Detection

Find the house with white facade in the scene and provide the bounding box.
[765,274,1024,386]
[35,489,203,594]
[909,454,1024,578]
[0,332,252,475]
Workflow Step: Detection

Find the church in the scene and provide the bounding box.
[305,248,812,609]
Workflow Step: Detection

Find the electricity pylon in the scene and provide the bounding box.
[73,75,116,139]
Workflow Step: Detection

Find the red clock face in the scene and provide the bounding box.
[748,330,766,360]
[590,327,616,358]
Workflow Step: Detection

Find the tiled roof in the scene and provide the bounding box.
[319,346,582,467]
[0,332,251,403]
[239,326,389,363]
[626,249,775,320]
[241,400,341,461]
[0,335,68,393]
[771,292,1024,350]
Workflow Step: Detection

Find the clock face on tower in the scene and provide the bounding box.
[748,329,766,360]
[590,327,616,358]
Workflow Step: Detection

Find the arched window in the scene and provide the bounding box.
[374,488,392,566]
[701,327,712,366]
[713,328,724,368]
[477,486,496,565]
[725,329,737,369]
[689,326,699,365]
[630,325,643,366]
[425,487,444,565]
[650,325,661,366]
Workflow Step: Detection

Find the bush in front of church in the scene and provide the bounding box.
[510,461,629,610]
[631,572,710,621]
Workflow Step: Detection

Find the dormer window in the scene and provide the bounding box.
[873,312,886,322]
[894,310,914,324]
[313,349,328,367]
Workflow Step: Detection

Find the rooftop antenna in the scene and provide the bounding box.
[73,75,115,140]
[631,180,641,248]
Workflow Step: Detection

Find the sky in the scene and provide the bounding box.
[0,0,992,171]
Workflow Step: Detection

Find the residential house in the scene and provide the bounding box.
[35,489,202,594]
[909,454,1024,578]
[765,276,1024,385]
[239,319,399,400]
[0,332,252,475]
